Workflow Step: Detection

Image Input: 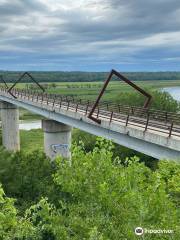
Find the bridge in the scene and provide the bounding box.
[0,83,180,161]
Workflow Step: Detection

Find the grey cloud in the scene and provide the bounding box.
[20,0,48,11]
[0,0,47,16]
[0,0,24,16]
[0,0,180,71]
[51,0,180,44]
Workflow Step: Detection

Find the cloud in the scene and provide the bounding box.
[0,0,180,71]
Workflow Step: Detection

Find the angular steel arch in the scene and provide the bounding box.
[0,75,8,88]
[8,72,45,98]
[88,69,152,124]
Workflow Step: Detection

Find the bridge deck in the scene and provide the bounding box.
[0,87,180,160]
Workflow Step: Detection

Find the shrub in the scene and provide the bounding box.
[116,90,180,112]
[0,184,38,239]
[0,148,55,212]
[26,139,180,239]
[0,140,179,239]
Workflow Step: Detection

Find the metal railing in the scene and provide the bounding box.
[0,86,180,138]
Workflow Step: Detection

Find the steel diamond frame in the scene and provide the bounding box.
[8,72,45,98]
[88,69,152,124]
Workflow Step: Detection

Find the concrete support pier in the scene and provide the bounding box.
[0,101,20,151]
[42,120,72,160]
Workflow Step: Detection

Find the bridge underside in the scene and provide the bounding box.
[0,93,180,161]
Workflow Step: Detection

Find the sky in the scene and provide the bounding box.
[0,0,180,71]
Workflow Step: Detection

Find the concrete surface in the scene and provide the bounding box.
[42,119,72,160]
[0,101,20,151]
[0,92,179,161]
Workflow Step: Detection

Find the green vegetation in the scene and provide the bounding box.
[0,73,180,239]
[1,74,180,117]
[19,109,42,120]
[19,128,157,170]
[20,129,43,152]
[0,139,179,239]
[21,80,180,102]
[0,148,54,213]
[1,70,180,82]
[114,90,180,112]
[16,87,179,121]
[9,80,180,115]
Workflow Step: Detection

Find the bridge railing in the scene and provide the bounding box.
[0,86,180,138]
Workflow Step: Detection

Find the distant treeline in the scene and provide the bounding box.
[0,71,180,82]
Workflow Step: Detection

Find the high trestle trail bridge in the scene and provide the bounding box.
[0,70,180,160]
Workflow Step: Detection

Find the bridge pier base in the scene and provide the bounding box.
[0,101,20,151]
[42,120,72,160]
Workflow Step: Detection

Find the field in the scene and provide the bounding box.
[4,79,180,101]
[47,80,179,101]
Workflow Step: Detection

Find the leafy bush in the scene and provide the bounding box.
[26,140,180,239]
[116,90,180,112]
[73,131,158,169]
[156,161,180,206]
[0,140,179,239]
[0,148,55,212]
[0,184,38,239]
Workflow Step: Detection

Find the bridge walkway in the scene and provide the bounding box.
[0,87,180,160]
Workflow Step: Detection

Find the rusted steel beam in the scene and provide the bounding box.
[88,69,152,124]
[145,113,150,131]
[8,72,45,98]
[0,75,8,88]
[169,123,174,137]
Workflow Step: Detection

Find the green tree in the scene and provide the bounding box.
[26,139,180,239]
[0,140,179,239]
[0,184,38,239]
[0,148,55,212]
[116,90,180,112]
